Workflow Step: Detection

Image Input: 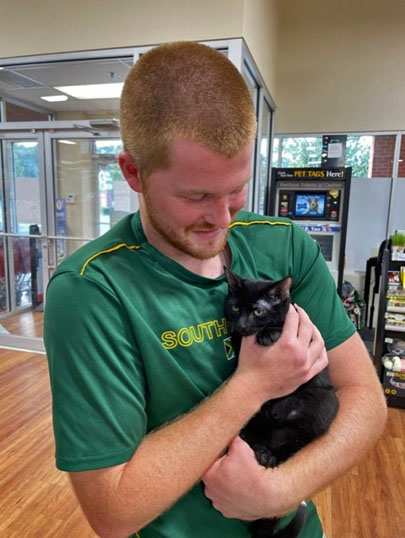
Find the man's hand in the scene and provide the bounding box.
[234,304,328,404]
[202,436,296,520]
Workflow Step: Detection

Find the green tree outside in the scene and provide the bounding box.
[274,135,372,177]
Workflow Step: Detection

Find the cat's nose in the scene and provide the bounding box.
[237,321,251,335]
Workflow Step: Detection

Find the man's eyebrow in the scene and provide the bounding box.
[230,178,252,191]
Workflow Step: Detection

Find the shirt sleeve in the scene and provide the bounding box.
[44,271,147,471]
[289,222,356,350]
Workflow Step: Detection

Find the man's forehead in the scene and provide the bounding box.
[169,138,254,166]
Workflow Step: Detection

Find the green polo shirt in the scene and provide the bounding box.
[44,210,355,538]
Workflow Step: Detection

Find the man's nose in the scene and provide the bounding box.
[204,198,232,229]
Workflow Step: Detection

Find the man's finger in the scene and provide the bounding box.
[294,305,315,344]
[279,304,299,339]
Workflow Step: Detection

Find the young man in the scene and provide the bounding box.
[44,42,387,538]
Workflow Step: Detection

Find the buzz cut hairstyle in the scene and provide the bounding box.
[120,41,257,179]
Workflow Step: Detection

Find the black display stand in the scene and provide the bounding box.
[373,242,405,409]
[267,167,351,297]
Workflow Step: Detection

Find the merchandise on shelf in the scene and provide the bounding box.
[383,369,405,398]
[385,287,405,331]
[375,243,405,407]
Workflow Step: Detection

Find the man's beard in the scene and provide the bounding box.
[142,192,230,260]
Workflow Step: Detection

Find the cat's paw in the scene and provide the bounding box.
[258,330,281,346]
[268,329,281,343]
[255,447,277,467]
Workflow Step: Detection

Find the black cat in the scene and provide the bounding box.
[224,268,339,538]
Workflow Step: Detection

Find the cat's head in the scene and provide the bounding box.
[224,268,292,336]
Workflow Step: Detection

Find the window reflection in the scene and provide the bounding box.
[54,138,136,262]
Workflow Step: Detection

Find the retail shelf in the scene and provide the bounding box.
[385,324,405,332]
[387,306,405,313]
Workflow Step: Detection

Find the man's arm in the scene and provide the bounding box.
[69,374,260,537]
[68,306,327,538]
[202,331,388,520]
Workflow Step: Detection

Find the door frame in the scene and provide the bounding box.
[0,121,122,351]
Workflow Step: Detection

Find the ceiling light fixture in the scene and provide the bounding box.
[41,95,68,102]
[54,82,124,100]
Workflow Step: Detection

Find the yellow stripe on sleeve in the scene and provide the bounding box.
[229,220,291,229]
[80,243,141,276]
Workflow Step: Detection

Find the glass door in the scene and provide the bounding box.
[0,126,138,352]
[0,133,47,351]
[45,131,138,274]
[0,47,136,354]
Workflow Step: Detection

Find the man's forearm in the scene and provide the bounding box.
[267,381,387,516]
[201,372,387,522]
[70,371,261,538]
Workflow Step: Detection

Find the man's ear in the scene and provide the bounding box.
[118,151,142,193]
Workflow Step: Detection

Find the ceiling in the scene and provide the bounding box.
[0,57,133,118]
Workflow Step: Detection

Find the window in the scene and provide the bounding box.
[277,137,322,168]
[273,133,398,178]
[345,136,373,177]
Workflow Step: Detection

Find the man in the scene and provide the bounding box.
[44,41,386,538]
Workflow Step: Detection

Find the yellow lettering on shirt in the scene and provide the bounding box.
[161,331,178,350]
[214,318,228,337]
[161,317,229,349]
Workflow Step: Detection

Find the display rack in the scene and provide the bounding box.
[373,243,405,408]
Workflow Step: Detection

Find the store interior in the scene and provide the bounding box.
[0,1,404,537]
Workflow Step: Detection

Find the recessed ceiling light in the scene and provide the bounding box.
[54,82,123,100]
[41,95,68,102]
[58,140,77,145]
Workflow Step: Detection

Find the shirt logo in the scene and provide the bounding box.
[223,337,236,361]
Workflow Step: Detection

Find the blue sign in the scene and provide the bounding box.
[55,198,67,258]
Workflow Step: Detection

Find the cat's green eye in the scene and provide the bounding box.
[231,305,240,313]
[253,308,265,317]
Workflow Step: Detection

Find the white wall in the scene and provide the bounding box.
[242,0,279,100]
[0,0,280,101]
[275,0,405,133]
[0,0,244,57]
[2,0,405,134]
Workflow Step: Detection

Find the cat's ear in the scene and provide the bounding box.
[224,267,242,291]
[272,276,292,300]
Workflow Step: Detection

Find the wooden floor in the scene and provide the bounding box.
[0,309,44,338]
[1,348,404,538]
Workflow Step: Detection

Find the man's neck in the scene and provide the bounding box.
[178,250,229,279]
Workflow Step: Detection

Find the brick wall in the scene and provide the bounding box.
[371,135,405,178]
[371,135,395,177]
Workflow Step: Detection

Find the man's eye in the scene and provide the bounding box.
[232,186,245,195]
[253,308,265,317]
[183,195,206,202]
[231,183,249,196]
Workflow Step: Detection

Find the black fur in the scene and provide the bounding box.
[224,269,338,538]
